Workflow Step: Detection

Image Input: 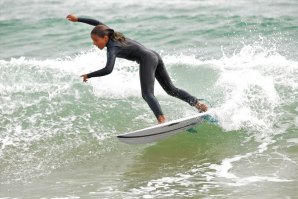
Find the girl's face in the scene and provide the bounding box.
[91,34,109,50]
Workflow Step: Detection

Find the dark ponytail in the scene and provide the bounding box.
[91,25,126,44]
[111,31,126,43]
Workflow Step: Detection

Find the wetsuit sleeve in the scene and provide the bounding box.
[77,17,106,26]
[87,47,118,78]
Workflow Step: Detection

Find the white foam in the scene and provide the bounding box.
[287,138,298,144]
[129,164,212,197]
[208,147,293,187]
[208,44,297,139]
[209,153,252,179]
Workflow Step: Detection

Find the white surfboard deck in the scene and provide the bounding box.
[117,111,216,144]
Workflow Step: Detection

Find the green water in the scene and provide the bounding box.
[0,0,298,198]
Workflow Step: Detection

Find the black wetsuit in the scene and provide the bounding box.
[78,17,199,118]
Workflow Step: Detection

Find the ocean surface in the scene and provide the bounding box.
[0,0,297,198]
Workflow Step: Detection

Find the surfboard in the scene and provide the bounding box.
[117,111,218,144]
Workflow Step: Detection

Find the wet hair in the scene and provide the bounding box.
[91,25,126,44]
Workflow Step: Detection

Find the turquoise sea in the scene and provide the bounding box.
[0,0,297,198]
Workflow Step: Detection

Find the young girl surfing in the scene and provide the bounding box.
[66,14,208,124]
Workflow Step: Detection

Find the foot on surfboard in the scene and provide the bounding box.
[195,101,208,113]
[195,100,219,124]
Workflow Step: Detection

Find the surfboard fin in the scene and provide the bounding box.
[187,127,198,133]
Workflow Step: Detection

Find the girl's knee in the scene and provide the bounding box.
[141,92,153,101]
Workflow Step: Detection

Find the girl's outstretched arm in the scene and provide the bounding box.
[86,48,117,78]
[80,47,118,82]
[66,14,107,26]
[78,17,106,26]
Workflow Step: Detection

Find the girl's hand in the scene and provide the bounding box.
[80,74,88,82]
[66,14,78,22]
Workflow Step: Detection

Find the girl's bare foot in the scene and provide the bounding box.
[157,115,166,124]
[195,101,208,112]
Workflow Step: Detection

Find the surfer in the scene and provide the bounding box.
[66,15,208,124]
